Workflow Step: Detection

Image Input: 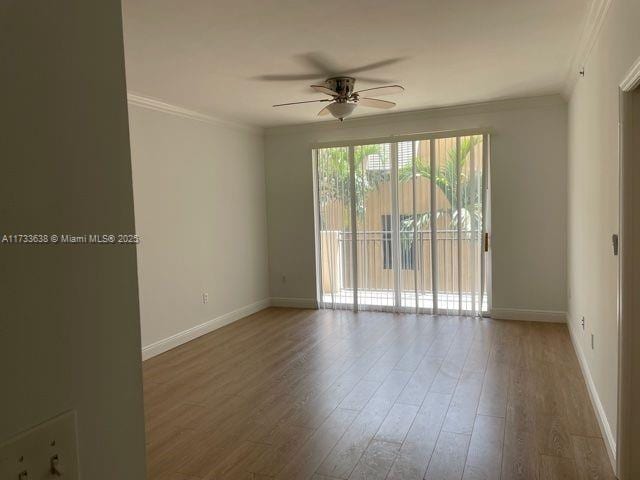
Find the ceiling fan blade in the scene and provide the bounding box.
[256,53,340,82]
[298,52,340,75]
[354,76,395,85]
[354,85,404,97]
[256,73,326,81]
[311,85,339,96]
[343,57,407,75]
[318,104,333,116]
[358,97,396,109]
[273,99,331,107]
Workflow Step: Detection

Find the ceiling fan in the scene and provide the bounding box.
[273,76,405,121]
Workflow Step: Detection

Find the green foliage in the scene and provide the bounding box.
[317,144,390,223]
[398,136,483,230]
[316,136,483,231]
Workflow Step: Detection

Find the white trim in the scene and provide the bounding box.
[617,86,627,479]
[141,298,271,360]
[620,55,640,92]
[490,308,567,323]
[270,297,318,309]
[568,320,617,467]
[312,150,324,307]
[127,92,263,135]
[564,0,613,96]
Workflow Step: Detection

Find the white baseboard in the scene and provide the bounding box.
[567,319,617,470]
[141,298,271,360]
[490,308,567,323]
[270,297,318,309]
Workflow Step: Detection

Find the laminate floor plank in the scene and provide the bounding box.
[374,402,419,444]
[462,414,504,480]
[423,431,471,480]
[396,355,443,406]
[315,396,396,479]
[275,407,359,480]
[539,455,578,480]
[347,440,399,480]
[441,370,484,435]
[571,435,616,480]
[386,393,451,480]
[142,309,615,480]
[476,358,509,418]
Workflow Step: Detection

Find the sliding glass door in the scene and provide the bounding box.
[314,132,489,316]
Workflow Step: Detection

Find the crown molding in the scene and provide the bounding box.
[265,94,566,137]
[127,92,263,135]
[620,55,640,91]
[563,0,614,97]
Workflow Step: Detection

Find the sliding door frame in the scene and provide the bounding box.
[312,148,323,306]
[313,128,492,315]
[480,133,492,314]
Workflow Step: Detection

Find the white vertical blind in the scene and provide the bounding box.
[315,146,352,309]
[314,132,489,316]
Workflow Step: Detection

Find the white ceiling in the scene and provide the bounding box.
[122,0,590,127]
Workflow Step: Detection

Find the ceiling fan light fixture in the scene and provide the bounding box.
[327,102,357,121]
[272,74,404,122]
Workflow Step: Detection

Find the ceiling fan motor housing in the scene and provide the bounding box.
[325,76,356,99]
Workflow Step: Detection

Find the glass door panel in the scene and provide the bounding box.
[314,133,489,315]
[315,146,353,308]
[433,136,459,314]
[397,140,436,311]
[411,139,436,312]
[353,143,394,310]
[459,135,485,313]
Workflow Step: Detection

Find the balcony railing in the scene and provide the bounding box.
[319,229,486,311]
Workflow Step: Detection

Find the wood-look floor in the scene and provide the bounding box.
[143,308,615,480]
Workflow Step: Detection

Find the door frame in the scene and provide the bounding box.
[617,54,640,479]
[311,129,492,314]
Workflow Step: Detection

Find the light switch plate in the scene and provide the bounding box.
[0,411,79,479]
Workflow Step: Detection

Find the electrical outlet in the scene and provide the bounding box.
[202,292,209,304]
[0,411,79,479]
[581,316,585,330]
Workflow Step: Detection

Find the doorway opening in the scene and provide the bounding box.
[313,131,491,315]
[617,63,640,478]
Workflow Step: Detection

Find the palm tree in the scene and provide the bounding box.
[397,136,483,230]
[316,144,390,226]
[317,136,483,231]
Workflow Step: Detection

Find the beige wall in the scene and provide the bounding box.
[0,1,146,479]
[128,105,270,351]
[265,95,568,314]
[567,0,640,463]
